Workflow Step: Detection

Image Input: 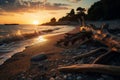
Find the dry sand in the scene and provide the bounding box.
[0,27,80,80]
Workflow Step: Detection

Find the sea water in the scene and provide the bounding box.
[0,24,75,65]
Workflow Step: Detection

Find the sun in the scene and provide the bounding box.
[33,20,39,25]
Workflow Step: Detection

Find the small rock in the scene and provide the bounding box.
[67,76,72,80]
[76,76,82,80]
[101,75,108,78]
[67,73,72,76]
[49,77,55,80]
[80,45,87,49]
[102,76,114,80]
[38,64,44,68]
[31,53,47,62]
[97,78,104,80]
[55,76,62,80]
[63,75,67,79]
[27,77,32,80]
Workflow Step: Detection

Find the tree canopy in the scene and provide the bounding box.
[87,0,120,20]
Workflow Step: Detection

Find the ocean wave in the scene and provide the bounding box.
[0,28,61,45]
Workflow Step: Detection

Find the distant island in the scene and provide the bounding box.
[4,24,19,25]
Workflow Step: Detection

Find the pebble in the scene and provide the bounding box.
[67,76,72,80]
[55,76,62,80]
[49,77,55,80]
[63,75,67,79]
[97,78,104,80]
[31,53,47,62]
[27,78,32,80]
[76,76,82,80]
[101,75,108,78]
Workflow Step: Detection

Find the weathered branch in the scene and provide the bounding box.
[73,47,108,61]
[92,50,111,64]
[58,64,120,75]
[92,50,120,64]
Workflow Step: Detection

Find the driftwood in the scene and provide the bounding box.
[92,50,120,64]
[56,32,92,46]
[71,32,92,45]
[57,23,120,51]
[91,24,120,52]
[56,24,120,76]
[73,47,108,61]
[58,64,120,75]
[92,50,111,64]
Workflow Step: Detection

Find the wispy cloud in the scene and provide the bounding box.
[54,3,70,7]
[69,0,81,3]
[0,0,70,13]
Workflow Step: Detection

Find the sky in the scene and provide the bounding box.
[0,0,100,24]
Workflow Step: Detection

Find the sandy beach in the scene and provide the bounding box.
[0,26,79,80]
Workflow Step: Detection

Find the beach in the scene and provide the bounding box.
[0,20,120,80]
[0,26,79,80]
[0,0,120,79]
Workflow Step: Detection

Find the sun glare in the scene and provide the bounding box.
[33,20,39,25]
[38,36,47,42]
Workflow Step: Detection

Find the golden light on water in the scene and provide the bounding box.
[37,36,47,42]
[16,30,22,35]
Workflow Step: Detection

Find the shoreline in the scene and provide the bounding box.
[0,25,75,65]
[0,26,79,80]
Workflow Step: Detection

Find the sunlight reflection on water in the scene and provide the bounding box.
[37,36,47,42]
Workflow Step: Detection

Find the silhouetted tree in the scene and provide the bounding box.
[101,0,120,19]
[50,17,56,23]
[76,7,86,26]
[87,1,104,20]
[58,7,86,23]
[67,9,75,17]
[87,0,120,20]
[58,9,76,22]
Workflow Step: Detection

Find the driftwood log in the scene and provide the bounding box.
[58,64,120,75]
[91,24,120,52]
[56,32,92,46]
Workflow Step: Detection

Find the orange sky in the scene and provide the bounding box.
[0,10,68,24]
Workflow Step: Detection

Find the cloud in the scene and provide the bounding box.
[54,3,70,6]
[0,0,69,13]
[44,3,69,10]
[0,12,15,16]
[69,0,81,3]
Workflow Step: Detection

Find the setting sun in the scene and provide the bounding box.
[33,20,39,25]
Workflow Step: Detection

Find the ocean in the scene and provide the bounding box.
[0,24,75,65]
